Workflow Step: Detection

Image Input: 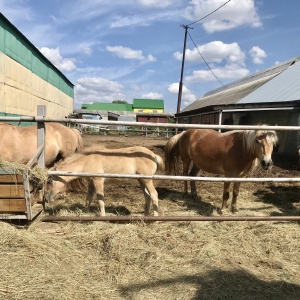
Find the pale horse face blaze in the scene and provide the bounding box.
[254,132,277,170]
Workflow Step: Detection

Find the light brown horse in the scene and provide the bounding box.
[44,146,164,216]
[164,128,278,213]
[0,122,83,167]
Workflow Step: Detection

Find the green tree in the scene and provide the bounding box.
[112,100,128,104]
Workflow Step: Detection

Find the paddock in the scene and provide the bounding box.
[0,118,299,299]
[0,116,300,223]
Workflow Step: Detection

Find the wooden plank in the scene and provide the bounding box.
[0,169,21,175]
[0,199,26,212]
[0,174,23,183]
[0,184,25,198]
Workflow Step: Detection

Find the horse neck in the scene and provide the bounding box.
[56,155,86,179]
[236,131,257,161]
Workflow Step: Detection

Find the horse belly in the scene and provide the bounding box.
[197,161,225,175]
[104,177,123,185]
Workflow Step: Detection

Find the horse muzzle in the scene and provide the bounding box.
[261,159,273,170]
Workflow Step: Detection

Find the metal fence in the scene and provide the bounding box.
[1,114,300,222]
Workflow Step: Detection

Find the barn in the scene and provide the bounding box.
[0,13,74,120]
[176,57,300,155]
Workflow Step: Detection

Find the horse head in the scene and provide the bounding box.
[254,130,278,170]
[43,175,66,203]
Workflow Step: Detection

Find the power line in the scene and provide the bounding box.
[187,0,231,26]
[176,0,230,113]
[187,31,224,86]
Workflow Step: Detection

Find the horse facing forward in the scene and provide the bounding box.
[164,128,278,213]
[44,146,164,216]
[0,122,83,167]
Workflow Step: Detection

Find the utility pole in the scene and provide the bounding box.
[176,24,192,115]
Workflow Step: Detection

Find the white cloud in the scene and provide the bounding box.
[184,0,262,33]
[249,46,267,64]
[174,41,249,83]
[168,83,196,107]
[80,45,93,56]
[138,0,173,8]
[186,65,249,82]
[106,45,156,62]
[39,47,76,72]
[141,92,163,99]
[174,41,246,66]
[75,77,124,104]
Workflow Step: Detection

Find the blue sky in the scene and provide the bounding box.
[1,0,300,113]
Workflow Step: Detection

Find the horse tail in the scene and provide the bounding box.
[72,128,84,151]
[154,154,165,174]
[164,131,185,175]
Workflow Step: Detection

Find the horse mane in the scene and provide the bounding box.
[55,153,84,168]
[221,126,278,153]
[242,127,278,153]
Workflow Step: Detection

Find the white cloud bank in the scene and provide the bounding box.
[168,82,196,107]
[39,47,76,72]
[141,92,163,99]
[106,45,156,62]
[184,0,262,33]
[75,77,124,104]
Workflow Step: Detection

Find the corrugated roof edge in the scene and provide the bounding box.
[203,56,300,97]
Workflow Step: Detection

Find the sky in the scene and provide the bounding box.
[1,0,300,113]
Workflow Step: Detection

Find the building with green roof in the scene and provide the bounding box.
[133,99,164,113]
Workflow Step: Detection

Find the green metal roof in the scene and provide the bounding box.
[133,98,164,109]
[82,102,133,112]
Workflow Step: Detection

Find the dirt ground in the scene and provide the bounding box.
[0,132,299,300]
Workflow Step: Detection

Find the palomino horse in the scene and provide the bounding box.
[164,128,278,213]
[0,122,83,167]
[44,146,164,216]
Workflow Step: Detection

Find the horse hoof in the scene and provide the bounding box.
[231,208,238,214]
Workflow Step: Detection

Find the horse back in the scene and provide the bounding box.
[186,129,253,176]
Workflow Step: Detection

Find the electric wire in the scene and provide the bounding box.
[187,0,231,26]
[187,31,224,86]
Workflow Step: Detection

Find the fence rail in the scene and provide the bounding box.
[1,116,300,131]
[48,171,300,183]
[1,114,299,222]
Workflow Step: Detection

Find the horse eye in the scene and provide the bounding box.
[255,138,260,144]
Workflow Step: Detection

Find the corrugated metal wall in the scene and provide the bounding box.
[0,14,74,118]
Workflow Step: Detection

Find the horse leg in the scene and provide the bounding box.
[220,182,231,213]
[182,159,192,196]
[230,182,241,213]
[85,180,95,211]
[139,179,159,216]
[93,178,106,216]
[189,163,200,198]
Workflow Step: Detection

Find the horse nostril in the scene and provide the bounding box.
[262,160,273,170]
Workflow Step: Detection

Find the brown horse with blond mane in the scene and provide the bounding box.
[164,127,278,213]
[0,122,83,167]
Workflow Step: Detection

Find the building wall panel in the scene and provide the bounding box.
[1,54,73,118]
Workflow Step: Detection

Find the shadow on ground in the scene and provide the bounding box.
[119,268,300,300]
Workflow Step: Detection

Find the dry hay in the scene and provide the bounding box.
[0,134,299,300]
[0,158,48,188]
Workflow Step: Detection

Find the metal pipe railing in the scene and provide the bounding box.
[48,171,300,183]
[1,116,300,131]
[42,215,300,222]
